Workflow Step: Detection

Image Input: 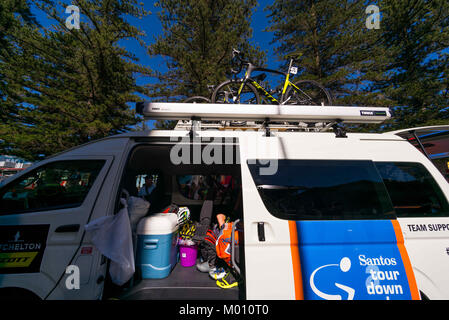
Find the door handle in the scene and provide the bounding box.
[55,224,80,233]
[257,222,265,242]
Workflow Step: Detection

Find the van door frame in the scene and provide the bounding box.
[107,136,244,299]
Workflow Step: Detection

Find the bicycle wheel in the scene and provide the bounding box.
[211,79,260,104]
[183,96,211,103]
[282,80,333,106]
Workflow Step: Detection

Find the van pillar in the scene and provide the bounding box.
[410,130,431,159]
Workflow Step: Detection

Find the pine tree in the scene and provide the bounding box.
[266,0,377,106]
[0,0,38,149]
[148,0,266,101]
[372,0,449,129]
[266,0,449,131]
[0,0,38,47]
[0,0,152,160]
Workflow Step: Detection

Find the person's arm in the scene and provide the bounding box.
[147,184,156,195]
[216,214,226,228]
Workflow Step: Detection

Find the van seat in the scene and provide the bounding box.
[193,200,213,243]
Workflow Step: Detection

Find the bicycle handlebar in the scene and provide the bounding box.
[232,48,241,59]
[231,48,250,74]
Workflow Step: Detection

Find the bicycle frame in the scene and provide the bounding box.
[250,79,278,104]
[236,59,296,104]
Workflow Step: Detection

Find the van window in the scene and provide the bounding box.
[0,160,105,215]
[374,162,449,217]
[248,159,395,220]
[177,175,236,201]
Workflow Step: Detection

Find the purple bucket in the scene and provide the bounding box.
[179,245,197,267]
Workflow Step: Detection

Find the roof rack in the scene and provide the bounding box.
[174,120,324,132]
[137,102,392,123]
[136,102,392,137]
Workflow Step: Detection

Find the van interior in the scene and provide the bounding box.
[104,144,245,300]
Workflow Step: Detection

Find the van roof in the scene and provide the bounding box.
[81,126,412,142]
[111,128,402,139]
[43,128,404,159]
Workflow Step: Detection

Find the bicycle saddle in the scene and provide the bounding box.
[253,73,267,82]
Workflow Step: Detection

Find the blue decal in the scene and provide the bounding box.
[295,220,413,300]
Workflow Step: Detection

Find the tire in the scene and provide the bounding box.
[211,79,260,104]
[0,288,41,300]
[183,96,211,103]
[283,80,333,106]
[420,291,429,300]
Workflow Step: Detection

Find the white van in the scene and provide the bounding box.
[0,103,448,300]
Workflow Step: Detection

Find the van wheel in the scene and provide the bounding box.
[0,288,41,300]
[420,291,429,300]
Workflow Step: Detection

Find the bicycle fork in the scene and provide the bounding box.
[280,59,294,102]
[236,71,249,100]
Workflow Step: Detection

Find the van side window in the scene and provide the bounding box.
[0,160,105,215]
[177,175,236,201]
[374,162,449,217]
[248,159,395,220]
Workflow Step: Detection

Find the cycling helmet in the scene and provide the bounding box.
[177,207,190,225]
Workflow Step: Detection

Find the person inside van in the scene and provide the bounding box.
[178,175,193,198]
[138,175,156,201]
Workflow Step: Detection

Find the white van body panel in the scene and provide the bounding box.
[0,152,116,299]
[397,217,449,300]
[236,130,449,300]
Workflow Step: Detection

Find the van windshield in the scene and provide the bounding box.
[248,159,395,220]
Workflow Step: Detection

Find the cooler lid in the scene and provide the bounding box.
[137,213,178,235]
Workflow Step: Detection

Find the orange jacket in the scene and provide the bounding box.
[216,222,239,266]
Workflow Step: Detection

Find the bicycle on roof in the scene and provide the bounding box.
[211,49,333,106]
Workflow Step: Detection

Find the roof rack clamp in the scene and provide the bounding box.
[189,116,201,139]
[263,118,271,137]
[332,121,347,138]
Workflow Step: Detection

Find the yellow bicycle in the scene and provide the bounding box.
[211,49,333,106]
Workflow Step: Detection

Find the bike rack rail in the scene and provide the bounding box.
[137,102,391,123]
[136,102,392,137]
